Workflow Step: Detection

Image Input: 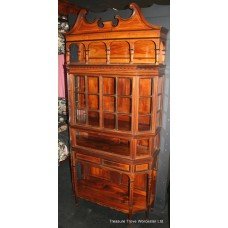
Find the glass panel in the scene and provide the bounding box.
[118,115,131,131]
[75,76,85,93]
[103,96,115,112]
[137,139,150,157]
[76,131,130,156]
[76,110,86,124]
[118,78,131,95]
[139,98,152,114]
[138,115,151,131]
[88,76,99,94]
[104,113,116,129]
[76,94,86,109]
[88,95,99,110]
[103,77,115,95]
[139,78,152,96]
[88,111,99,126]
[70,43,79,62]
[118,97,131,113]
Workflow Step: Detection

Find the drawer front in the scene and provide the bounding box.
[135,163,149,172]
[77,153,101,164]
[103,159,130,172]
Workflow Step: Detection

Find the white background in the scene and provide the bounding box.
[0,0,228,227]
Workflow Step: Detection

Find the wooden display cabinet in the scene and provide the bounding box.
[65,3,168,218]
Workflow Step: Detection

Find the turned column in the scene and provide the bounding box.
[106,42,110,64]
[129,42,134,64]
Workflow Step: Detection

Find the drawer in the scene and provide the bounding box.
[76,153,101,164]
[135,163,149,172]
[103,159,130,172]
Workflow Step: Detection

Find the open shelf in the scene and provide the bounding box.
[77,177,147,214]
[76,131,130,156]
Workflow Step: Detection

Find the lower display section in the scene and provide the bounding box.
[70,148,159,216]
[77,177,149,214]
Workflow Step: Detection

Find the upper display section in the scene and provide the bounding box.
[65,3,168,65]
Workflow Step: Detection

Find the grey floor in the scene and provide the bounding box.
[58,158,169,228]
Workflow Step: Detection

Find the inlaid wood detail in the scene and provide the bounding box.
[135,164,149,172]
[103,160,130,172]
[77,153,101,164]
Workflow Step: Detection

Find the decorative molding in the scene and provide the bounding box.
[66,64,166,76]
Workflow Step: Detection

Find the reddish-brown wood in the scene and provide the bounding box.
[76,153,101,164]
[135,164,149,172]
[77,177,147,214]
[66,3,167,217]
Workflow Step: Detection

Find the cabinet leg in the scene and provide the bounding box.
[127,213,132,220]
[146,172,153,216]
[145,209,150,219]
[70,152,75,196]
[70,152,79,205]
[75,198,79,206]
[74,161,79,204]
[128,175,135,218]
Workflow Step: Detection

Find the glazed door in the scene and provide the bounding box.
[74,75,133,133]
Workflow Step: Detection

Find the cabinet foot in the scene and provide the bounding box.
[145,209,150,219]
[127,213,132,219]
[75,198,79,206]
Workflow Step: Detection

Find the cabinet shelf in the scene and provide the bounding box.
[75,130,153,158]
[76,132,130,156]
[77,116,151,132]
[77,177,147,214]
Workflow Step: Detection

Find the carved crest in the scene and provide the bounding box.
[66,3,166,35]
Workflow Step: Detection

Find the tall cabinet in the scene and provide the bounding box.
[65,3,167,218]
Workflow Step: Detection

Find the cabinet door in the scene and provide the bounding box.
[103,76,133,131]
[138,78,153,131]
[74,75,134,132]
[75,75,100,127]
